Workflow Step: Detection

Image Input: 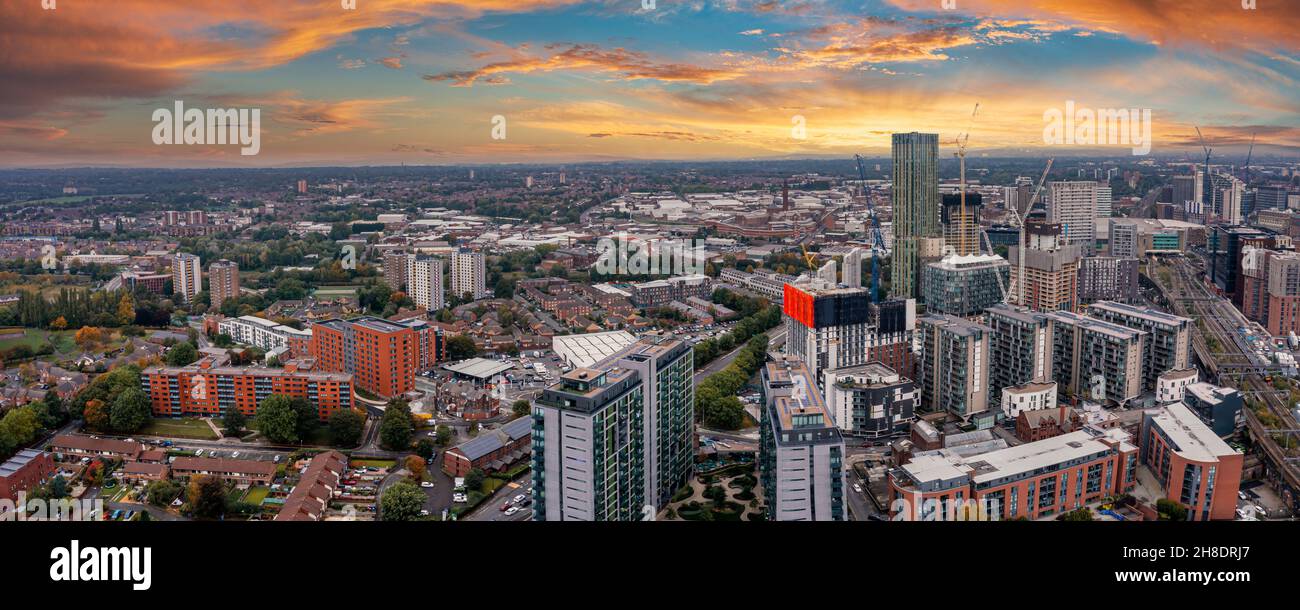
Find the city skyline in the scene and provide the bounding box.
[3,0,1299,167]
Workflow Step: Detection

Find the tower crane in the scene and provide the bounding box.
[1195,126,1213,175]
[949,103,980,256]
[983,158,1053,305]
[853,153,889,302]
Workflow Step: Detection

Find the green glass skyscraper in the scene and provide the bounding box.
[891,132,940,300]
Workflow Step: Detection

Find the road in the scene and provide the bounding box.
[694,326,786,386]
[462,472,533,521]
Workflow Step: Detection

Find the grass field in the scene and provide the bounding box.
[312,285,360,297]
[139,418,219,440]
[0,328,79,354]
[351,459,396,469]
[243,486,270,506]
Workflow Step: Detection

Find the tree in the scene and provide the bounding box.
[165,342,198,366]
[1061,507,1094,521]
[116,294,136,326]
[435,424,451,447]
[379,399,414,450]
[83,399,110,431]
[464,467,486,492]
[187,475,229,519]
[444,334,478,361]
[405,455,427,481]
[109,387,151,433]
[146,479,183,506]
[256,394,300,444]
[50,316,67,331]
[414,438,436,460]
[223,408,247,436]
[380,481,425,521]
[75,326,104,351]
[511,399,531,420]
[328,409,364,447]
[289,396,318,439]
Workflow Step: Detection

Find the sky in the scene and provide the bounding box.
[2,0,1298,167]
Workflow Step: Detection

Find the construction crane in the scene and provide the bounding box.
[853,153,889,302]
[1242,132,1257,183]
[983,158,1054,305]
[800,243,818,271]
[853,154,869,198]
[949,103,980,256]
[1195,126,1213,176]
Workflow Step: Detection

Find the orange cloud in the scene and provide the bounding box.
[424,44,743,86]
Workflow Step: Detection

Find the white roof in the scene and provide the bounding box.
[552,331,637,368]
[442,358,514,380]
[969,431,1114,485]
[1149,402,1238,462]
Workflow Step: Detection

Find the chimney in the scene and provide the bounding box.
[782,179,790,211]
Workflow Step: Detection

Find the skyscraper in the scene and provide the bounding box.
[450,248,487,301]
[531,333,694,520]
[941,192,982,256]
[1008,220,1081,312]
[208,259,240,311]
[760,356,847,521]
[405,255,445,312]
[383,250,409,290]
[1046,181,1099,252]
[916,314,993,421]
[172,253,201,303]
[891,132,940,300]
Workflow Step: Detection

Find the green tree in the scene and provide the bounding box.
[165,342,198,366]
[222,408,247,436]
[256,394,300,444]
[108,387,151,433]
[186,475,229,519]
[289,396,318,439]
[328,409,365,447]
[380,481,426,521]
[435,424,452,447]
[444,334,478,361]
[379,398,414,450]
[511,399,531,420]
[415,438,436,460]
[464,467,486,492]
[146,479,183,506]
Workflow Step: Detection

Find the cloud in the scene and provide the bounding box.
[423,44,743,86]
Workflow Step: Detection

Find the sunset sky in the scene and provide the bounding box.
[3,0,1298,167]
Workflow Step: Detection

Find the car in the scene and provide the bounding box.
[79,457,91,465]
[420,510,430,516]
[513,494,526,503]
[500,502,512,511]
[231,451,240,459]
[505,506,520,516]
[194,449,203,456]
[453,493,468,503]
[421,481,433,488]
[1239,491,1248,500]
[273,455,281,463]
[853,484,863,493]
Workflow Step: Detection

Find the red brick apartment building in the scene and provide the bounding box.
[171,457,276,486]
[310,317,421,398]
[118,462,170,484]
[888,428,1137,521]
[142,358,354,421]
[1139,402,1244,521]
[0,450,56,501]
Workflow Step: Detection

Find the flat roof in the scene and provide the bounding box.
[901,453,970,485]
[1090,301,1192,326]
[1149,402,1238,462]
[442,358,515,380]
[552,330,637,368]
[968,430,1114,485]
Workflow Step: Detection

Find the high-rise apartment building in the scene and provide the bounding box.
[921,254,1009,318]
[986,304,1055,410]
[310,317,420,398]
[890,132,940,300]
[450,248,488,301]
[917,314,992,421]
[383,250,409,290]
[1088,301,1191,390]
[1044,310,1146,405]
[1008,220,1081,312]
[1046,181,1099,251]
[941,192,982,256]
[1096,184,1113,219]
[1078,257,1140,303]
[531,334,694,520]
[405,255,445,312]
[760,356,847,521]
[1139,402,1243,521]
[531,366,646,521]
[172,253,202,303]
[208,259,240,311]
[783,284,915,387]
[822,362,915,438]
[1257,186,1291,212]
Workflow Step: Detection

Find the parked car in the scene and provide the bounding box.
[421,481,433,488]
[505,506,520,516]
[500,502,512,512]
[513,494,526,503]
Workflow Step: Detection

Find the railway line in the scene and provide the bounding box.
[1145,255,1300,506]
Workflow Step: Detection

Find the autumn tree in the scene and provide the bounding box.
[50,316,67,331]
[405,455,427,481]
[75,326,104,351]
[83,399,109,431]
[187,475,229,519]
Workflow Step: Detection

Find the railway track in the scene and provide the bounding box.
[1145,256,1300,502]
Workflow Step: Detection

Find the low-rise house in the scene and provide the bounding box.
[48,435,145,462]
[118,461,170,484]
[170,457,276,486]
[275,450,346,521]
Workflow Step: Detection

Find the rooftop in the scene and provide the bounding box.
[0,449,45,478]
[442,358,515,380]
[1147,402,1239,462]
[552,330,637,368]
